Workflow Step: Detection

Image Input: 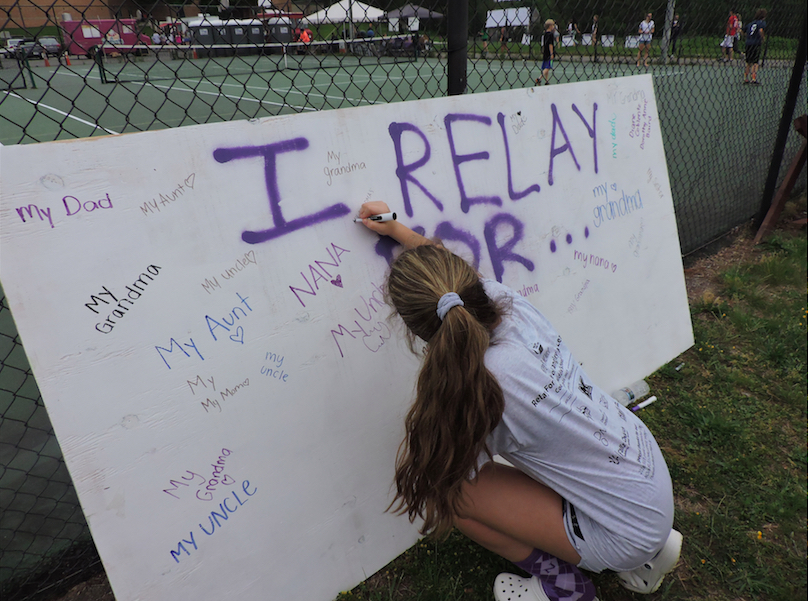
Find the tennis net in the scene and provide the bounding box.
[93,36,420,84]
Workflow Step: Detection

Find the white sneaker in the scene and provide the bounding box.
[493,573,600,601]
[617,529,683,594]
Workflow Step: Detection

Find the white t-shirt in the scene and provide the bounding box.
[481,279,672,548]
[638,20,654,41]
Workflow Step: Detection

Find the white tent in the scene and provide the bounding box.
[302,0,385,24]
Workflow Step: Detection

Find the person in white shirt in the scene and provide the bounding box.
[356,200,682,601]
[637,13,655,67]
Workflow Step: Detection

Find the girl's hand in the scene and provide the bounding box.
[357,201,399,237]
[357,201,432,249]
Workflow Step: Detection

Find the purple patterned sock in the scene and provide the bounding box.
[514,549,597,601]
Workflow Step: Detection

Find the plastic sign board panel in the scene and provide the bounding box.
[0,75,692,601]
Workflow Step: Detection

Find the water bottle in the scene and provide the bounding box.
[611,379,650,407]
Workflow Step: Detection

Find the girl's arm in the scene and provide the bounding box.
[357,201,433,249]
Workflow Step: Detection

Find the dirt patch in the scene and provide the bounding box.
[683,194,807,306]
[53,574,115,601]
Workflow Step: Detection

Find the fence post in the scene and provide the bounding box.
[446,0,468,95]
[756,8,808,227]
[660,0,676,63]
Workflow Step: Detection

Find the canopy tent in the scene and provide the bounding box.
[384,3,443,20]
[485,7,532,28]
[301,0,385,24]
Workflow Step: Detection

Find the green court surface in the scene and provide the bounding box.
[0,53,790,145]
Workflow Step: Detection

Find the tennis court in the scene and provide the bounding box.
[0,51,795,145]
[1,51,447,143]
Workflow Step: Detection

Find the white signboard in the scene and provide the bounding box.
[0,76,692,601]
[486,7,532,28]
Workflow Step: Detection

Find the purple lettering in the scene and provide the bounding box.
[497,113,541,201]
[213,139,350,244]
[572,103,598,174]
[444,113,502,213]
[373,225,426,265]
[290,272,316,307]
[434,221,482,270]
[62,195,81,216]
[309,264,328,289]
[388,122,444,217]
[548,104,581,186]
[484,213,535,283]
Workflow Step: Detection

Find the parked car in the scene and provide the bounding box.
[15,41,45,59]
[37,36,63,56]
[3,37,33,58]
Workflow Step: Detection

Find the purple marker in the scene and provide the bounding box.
[631,396,658,412]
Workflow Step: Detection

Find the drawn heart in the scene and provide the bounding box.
[610,183,618,191]
[230,326,244,344]
[331,275,343,288]
[185,173,196,189]
[221,474,235,485]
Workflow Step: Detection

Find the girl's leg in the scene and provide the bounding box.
[456,462,578,564]
[455,464,597,601]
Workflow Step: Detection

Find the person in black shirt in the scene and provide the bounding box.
[587,15,599,46]
[670,14,681,57]
[536,19,555,85]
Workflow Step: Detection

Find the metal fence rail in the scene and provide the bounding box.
[1,0,806,598]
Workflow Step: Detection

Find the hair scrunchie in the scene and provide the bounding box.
[436,292,465,321]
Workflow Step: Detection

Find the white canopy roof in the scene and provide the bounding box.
[302,0,385,24]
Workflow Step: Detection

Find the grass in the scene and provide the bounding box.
[335,216,807,601]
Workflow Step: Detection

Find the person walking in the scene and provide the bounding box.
[587,15,599,47]
[637,12,654,67]
[500,26,509,56]
[566,20,580,45]
[536,19,555,85]
[356,201,683,601]
[743,8,767,84]
[721,10,740,62]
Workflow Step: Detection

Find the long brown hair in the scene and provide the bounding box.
[386,245,506,538]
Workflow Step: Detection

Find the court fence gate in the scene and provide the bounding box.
[1,0,806,598]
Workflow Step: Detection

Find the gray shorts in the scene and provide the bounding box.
[562,499,673,573]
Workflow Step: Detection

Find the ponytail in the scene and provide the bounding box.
[386,245,506,538]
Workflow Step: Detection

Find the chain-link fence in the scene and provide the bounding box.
[1,0,806,598]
